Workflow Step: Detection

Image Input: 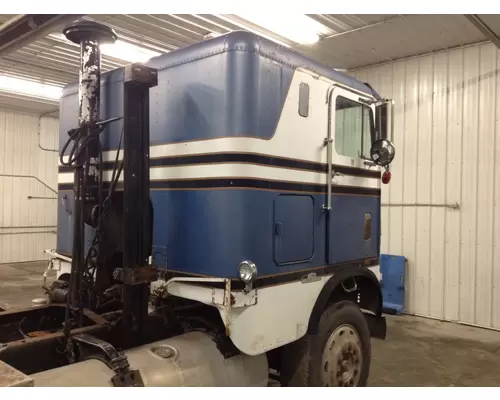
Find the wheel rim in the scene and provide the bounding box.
[321,324,363,387]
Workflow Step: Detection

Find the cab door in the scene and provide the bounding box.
[325,87,381,265]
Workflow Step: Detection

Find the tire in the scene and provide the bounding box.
[280,300,371,387]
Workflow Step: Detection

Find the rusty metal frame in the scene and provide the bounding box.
[0,304,111,373]
[0,305,109,349]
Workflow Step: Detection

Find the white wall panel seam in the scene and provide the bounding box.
[442,51,450,320]
[489,48,498,326]
[473,49,481,325]
[400,61,407,298]
[413,59,420,315]
[428,55,435,317]
[457,48,465,322]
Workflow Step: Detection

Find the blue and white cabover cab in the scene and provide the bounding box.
[52,31,392,356]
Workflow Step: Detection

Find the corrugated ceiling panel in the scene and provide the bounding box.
[0,109,58,264]
[0,13,491,90]
[307,14,397,34]
[304,15,485,70]
[352,42,500,330]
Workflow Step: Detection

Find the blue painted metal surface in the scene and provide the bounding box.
[328,196,381,264]
[274,195,315,265]
[59,31,380,151]
[60,51,293,150]
[57,190,380,278]
[380,254,406,315]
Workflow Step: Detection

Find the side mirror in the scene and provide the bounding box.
[370,139,395,167]
[375,99,394,141]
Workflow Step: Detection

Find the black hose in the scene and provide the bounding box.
[60,117,122,333]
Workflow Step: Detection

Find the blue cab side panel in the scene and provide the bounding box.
[57,189,380,279]
[57,31,381,279]
[328,195,381,264]
[149,190,379,278]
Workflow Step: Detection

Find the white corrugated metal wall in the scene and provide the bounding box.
[351,42,500,330]
[0,109,59,264]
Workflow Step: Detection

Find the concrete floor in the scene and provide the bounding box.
[0,261,50,310]
[1,261,500,386]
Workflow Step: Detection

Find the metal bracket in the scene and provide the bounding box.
[231,289,258,308]
[124,64,158,87]
[111,369,144,387]
[73,334,144,387]
[301,272,321,284]
[122,265,158,285]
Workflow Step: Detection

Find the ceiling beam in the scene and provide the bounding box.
[0,14,83,57]
[464,14,500,51]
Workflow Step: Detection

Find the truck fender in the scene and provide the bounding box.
[307,265,386,339]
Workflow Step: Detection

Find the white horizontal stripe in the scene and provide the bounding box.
[59,140,320,165]
[57,163,380,189]
[59,138,321,164]
[59,139,381,176]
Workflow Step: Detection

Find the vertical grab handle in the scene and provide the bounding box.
[322,86,335,212]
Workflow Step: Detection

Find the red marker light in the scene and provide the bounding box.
[382,170,391,184]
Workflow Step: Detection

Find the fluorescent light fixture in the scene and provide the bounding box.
[217,15,290,47]
[235,14,330,45]
[49,33,162,63]
[0,75,62,100]
[100,40,161,63]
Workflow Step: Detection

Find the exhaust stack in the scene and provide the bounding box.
[62,20,117,310]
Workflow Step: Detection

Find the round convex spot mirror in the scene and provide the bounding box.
[370,139,395,167]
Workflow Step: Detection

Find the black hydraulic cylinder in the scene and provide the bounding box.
[121,64,158,341]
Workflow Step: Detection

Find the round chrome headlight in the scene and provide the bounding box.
[238,260,257,283]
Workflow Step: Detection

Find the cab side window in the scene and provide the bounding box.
[335,96,374,159]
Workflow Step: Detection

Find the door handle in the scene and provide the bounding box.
[275,222,283,236]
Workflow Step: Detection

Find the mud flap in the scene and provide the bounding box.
[364,313,386,340]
